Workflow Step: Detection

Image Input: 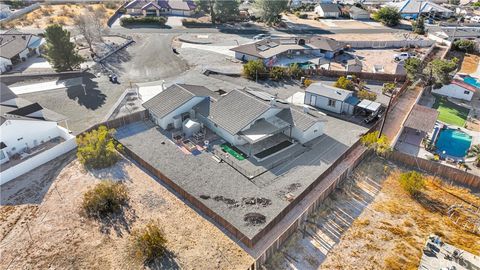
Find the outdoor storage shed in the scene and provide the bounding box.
[183,119,201,138]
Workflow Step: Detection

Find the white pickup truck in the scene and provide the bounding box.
[394,52,413,61]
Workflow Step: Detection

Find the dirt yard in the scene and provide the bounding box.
[265,155,480,270]
[0,153,253,269]
[1,3,118,29]
[460,53,480,74]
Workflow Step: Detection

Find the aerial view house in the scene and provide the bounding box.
[125,0,196,16]
[348,6,370,19]
[386,0,453,19]
[427,25,480,44]
[230,36,346,66]
[0,83,75,184]
[431,79,477,101]
[304,83,359,114]
[0,30,43,73]
[315,3,342,18]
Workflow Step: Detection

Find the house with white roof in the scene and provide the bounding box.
[386,0,453,19]
[304,83,359,114]
[431,79,477,101]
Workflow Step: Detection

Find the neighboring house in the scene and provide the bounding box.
[427,25,480,44]
[315,3,342,18]
[0,29,43,74]
[348,6,370,19]
[304,83,359,114]
[230,36,346,64]
[0,83,75,184]
[143,84,326,157]
[386,0,454,19]
[431,79,477,101]
[346,57,363,72]
[125,0,196,16]
[0,3,12,19]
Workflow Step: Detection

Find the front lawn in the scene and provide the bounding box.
[432,95,469,127]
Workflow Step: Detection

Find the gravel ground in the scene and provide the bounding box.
[0,153,253,269]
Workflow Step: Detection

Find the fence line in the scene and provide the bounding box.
[308,69,407,82]
[345,39,435,49]
[0,3,40,23]
[388,151,480,189]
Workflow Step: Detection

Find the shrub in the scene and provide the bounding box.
[287,63,304,79]
[269,66,287,81]
[361,131,391,155]
[294,11,307,18]
[120,16,167,26]
[104,1,119,9]
[76,125,123,169]
[82,181,129,217]
[243,60,267,80]
[358,89,377,101]
[373,6,401,26]
[334,76,355,91]
[453,40,476,53]
[130,222,168,263]
[398,171,425,197]
[382,83,396,94]
[304,78,314,87]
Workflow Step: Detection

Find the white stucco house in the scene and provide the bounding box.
[315,3,342,18]
[0,30,43,74]
[431,79,477,101]
[143,84,327,158]
[0,83,76,184]
[125,0,196,16]
[304,83,359,114]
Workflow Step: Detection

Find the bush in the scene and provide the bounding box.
[82,181,129,217]
[130,222,168,263]
[120,16,167,26]
[334,76,355,91]
[358,89,377,101]
[373,6,401,26]
[398,171,425,197]
[382,82,396,94]
[269,66,287,81]
[76,125,123,169]
[104,1,119,9]
[304,78,314,87]
[453,40,476,53]
[361,131,391,155]
[243,60,267,80]
[294,11,307,18]
[287,63,304,79]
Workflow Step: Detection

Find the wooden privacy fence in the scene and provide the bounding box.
[307,69,407,82]
[388,151,480,189]
[79,110,148,135]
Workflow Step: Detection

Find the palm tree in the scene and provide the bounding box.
[467,145,480,167]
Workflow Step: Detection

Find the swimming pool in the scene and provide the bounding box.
[463,76,480,88]
[435,128,472,158]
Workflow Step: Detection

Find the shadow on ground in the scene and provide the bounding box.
[148,250,180,270]
[66,72,106,110]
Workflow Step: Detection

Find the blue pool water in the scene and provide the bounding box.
[435,129,472,158]
[463,76,480,88]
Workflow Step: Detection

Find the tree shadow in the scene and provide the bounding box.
[88,159,131,182]
[415,192,449,214]
[66,72,106,110]
[96,203,137,237]
[147,250,180,270]
[102,47,133,75]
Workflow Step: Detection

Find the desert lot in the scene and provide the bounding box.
[266,156,480,270]
[0,153,252,269]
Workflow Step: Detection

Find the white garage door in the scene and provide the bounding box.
[171,10,185,15]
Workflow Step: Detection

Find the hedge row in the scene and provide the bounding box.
[120,16,167,26]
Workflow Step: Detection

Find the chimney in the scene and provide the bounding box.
[161,80,165,91]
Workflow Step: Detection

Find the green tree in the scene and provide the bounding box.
[334,76,355,91]
[44,24,84,71]
[358,89,377,101]
[213,0,239,23]
[373,7,401,27]
[254,0,288,25]
[404,57,422,80]
[398,171,426,197]
[130,222,168,263]
[76,125,123,169]
[453,40,476,53]
[473,1,480,7]
[82,181,129,218]
[361,131,391,155]
[382,82,396,94]
[243,60,267,80]
[424,58,458,86]
[269,66,286,81]
[413,17,425,34]
[287,63,304,79]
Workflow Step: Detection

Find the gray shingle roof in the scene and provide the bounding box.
[0,83,17,103]
[349,6,369,15]
[404,104,438,133]
[317,3,341,13]
[209,90,271,135]
[277,107,326,131]
[143,84,212,119]
[306,83,353,101]
[0,29,33,59]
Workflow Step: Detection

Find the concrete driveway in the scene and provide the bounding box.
[166,16,184,28]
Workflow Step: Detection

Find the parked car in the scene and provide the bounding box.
[470,16,480,23]
[253,34,271,40]
[394,52,412,61]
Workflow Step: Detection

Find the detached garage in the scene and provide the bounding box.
[315,3,341,18]
[349,6,370,20]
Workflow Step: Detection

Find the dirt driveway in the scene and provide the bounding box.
[0,153,253,269]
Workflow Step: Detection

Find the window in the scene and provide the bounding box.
[464,90,471,95]
[310,95,317,106]
[328,99,336,107]
[0,150,5,160]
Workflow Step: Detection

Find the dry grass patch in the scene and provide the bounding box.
[460,53,480,74]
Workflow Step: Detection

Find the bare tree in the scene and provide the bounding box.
[74,11,107,54]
